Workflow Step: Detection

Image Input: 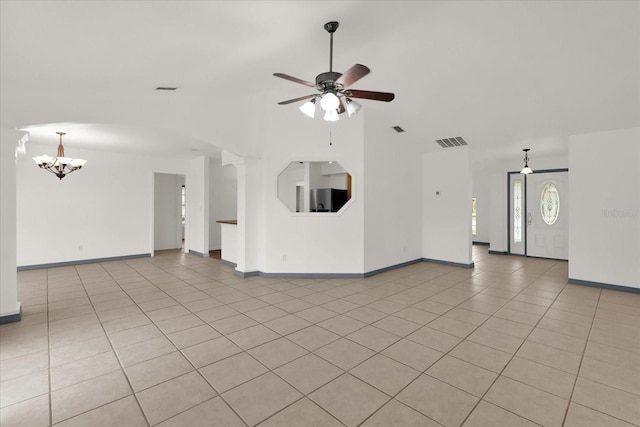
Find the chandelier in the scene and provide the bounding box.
[33,132,87,180]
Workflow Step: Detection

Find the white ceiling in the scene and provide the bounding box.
[1,1,638,161]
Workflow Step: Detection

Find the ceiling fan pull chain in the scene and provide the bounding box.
[329,127,333,146]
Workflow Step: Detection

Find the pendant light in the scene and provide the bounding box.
[520,148,533,174]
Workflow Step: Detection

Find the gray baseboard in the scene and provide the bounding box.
[363,259,423,278]
[568,278,640,294]
[229,257,472,279]
[256,272,364,279]
[17,253,151,271]
[488,250,508,255]
[235,270,259,278]
[220,259,237,268]
[422,258,475,269]
[188,250,207,257]
[0,306,22,324]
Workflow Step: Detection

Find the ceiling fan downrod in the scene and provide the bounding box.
[324,21,339,73]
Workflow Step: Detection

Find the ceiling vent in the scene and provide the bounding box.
[155,86,178,91]
[436,136,467,148]
[392,126,405,133]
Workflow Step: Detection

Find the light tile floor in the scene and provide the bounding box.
[1,247,639,426]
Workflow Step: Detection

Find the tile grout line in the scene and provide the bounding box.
[268,262,551,426]
[69,260,215,425]
[16,249,634,427]
[559,287,601,427]
[155,259,459,426]
[355,271,506,426]
[118,256,254,427]
[92,258,226,426]
[455,261,572,426]
[73,262,154,427]
[399,261,565,426]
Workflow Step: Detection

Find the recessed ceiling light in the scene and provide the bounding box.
[155,86,178,91]
[392,126,405,133]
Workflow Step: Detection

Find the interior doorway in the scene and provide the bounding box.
[508,169,568,260]
[154,173,186,253]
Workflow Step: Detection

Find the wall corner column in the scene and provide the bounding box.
[232,157,261,276]
[1,129,25,323]
[186,156,210,257]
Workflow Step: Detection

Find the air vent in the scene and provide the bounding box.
[155,86,178,91]
[392,126,405,133]
[436,136,468,148]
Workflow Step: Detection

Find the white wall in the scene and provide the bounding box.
[569,128,640,289]
[209,159,237,250]
[254,100,365,275]
[363,110,423,272]
[17,143,156,267]
[325,173,347,190]
[1,129,23,319]
[423,147,473,265]
[154,173,183,251]
[187,156,210,256]
[471,159,495,243]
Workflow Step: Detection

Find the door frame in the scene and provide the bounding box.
[507,168,568,256]
[151,172,187,256]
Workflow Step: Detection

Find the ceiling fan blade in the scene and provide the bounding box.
[338,97,346,114]
[347,89,395,102]
[335,64,370,88]
[273,73,316,88]
[277,94,316,105]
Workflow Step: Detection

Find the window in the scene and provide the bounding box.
[514,180,522,243]
[181,185,186,224]
[540,182,560,225]
[471,198,477,236]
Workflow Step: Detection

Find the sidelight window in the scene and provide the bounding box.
[514,180,522,243]
[471,198,477,236]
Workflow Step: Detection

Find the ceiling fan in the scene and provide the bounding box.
[274,21,395,122]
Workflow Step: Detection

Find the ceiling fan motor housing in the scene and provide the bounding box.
[315,71,343,91]
[324,21,339,33]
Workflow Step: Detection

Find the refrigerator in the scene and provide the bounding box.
[310,188,348,212]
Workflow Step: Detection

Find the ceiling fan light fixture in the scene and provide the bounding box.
[345,97,362,117]
[320,92,340,111]
[324,109,340,122]
[299,98,316,118]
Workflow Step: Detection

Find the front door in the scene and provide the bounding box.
[525,171,568,260]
